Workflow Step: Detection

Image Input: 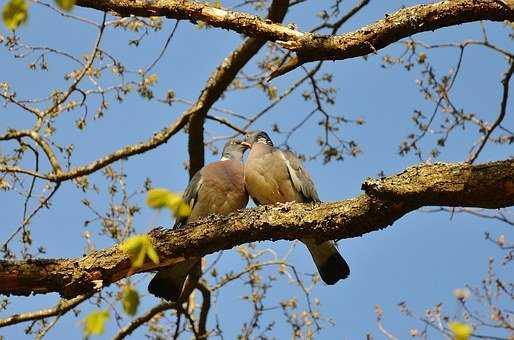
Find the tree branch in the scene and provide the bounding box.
[0,1,289,183]
[0,293,92,328]
[467,59,514,163]
[6,1,511,183]
[197,282,211,338]
[0,159,512,299]
[0,112,191,182]
[113,302,176,340]
[186,0,290,177]
[74,0,514,77]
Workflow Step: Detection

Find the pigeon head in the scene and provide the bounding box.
[221,139,250,161]
[243,130,274,148]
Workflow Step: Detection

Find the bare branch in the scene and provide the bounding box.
[467,59,514,163]
[0,159,512,299]
[43,12,107,118]
[1,113,189,183]
[0,293,91,328]
[186,0,290,177]
[6,1,508,183]
[14,113,190,182]
[313,0,370,34]
[0,166,48,180]
[113,302,176,340]
[197,282,211,338]
[2,183,61,250]
[26,131,62,174]
[74,0,514,77]
[144,19,180,74]
[0,93,42,118]
[422,207,514,227]
[206,115,246,134]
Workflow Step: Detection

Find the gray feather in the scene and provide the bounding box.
[174,171,203,229]
[278,150,320,203]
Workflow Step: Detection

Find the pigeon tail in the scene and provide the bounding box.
[148,259,200,302]
[304,240,350,285]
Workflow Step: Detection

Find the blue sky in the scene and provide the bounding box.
[0,0,512,339]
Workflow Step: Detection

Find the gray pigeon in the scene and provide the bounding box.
[243,131,350,284]
[148,139,250,301]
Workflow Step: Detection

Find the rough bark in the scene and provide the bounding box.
[0,159,512,299]
[74,0,514,77]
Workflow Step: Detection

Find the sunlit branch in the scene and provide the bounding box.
[0,293,91,328]
[73,0,513,76]
[0,166,48,180]
[0,159,512,298]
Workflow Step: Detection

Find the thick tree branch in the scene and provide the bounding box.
[74,0,514,77]
[0,159,512,299]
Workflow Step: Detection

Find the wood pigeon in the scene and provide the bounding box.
[148,139,250,301]
[243,131,350,284]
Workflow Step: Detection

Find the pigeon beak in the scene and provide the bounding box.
[241,141,252,149]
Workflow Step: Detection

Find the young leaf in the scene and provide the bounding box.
[146,188,191,218]
[146,188,172,209]
[122,285,140,316]
[84,310,110,336]
[165,192,192,217]
[120,234,159,268]
[55,0,75,11]
[2,0,28,31]
[448,321,472,340]
[146,242,159,265]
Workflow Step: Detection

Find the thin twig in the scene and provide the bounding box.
[145,20,180,73]
[112,302,176,340]
[0,293,91,328]
[1,182,61,250]
[44,12,107,117]
[468,60,514,163]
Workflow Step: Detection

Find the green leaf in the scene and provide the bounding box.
[84,310,109,336]
[122,285,140,316]
[146,188,172,209]
[146,243,160,265]
[54,0,75,11]
[120,234,159,268]
[195,21,206,30]
[165,193,192,218]
[2,0,28,31]
[146,188,191,218]
[448,322,472,340]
